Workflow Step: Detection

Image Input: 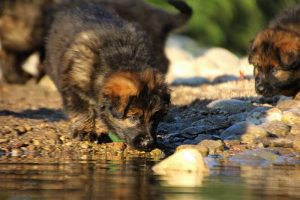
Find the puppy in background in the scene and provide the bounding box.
[0,0,56,83]
[46,4,170,151]
[249,5,300,97]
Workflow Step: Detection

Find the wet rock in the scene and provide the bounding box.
[32,139,40,146]
[152,148,208,174]
[0,139,8,144]
[293,140,300,151]
[224,140,241,149]
[197,140,224,154]
[282,109,300,125]
[180,126,215,139]
[228,112,249,124]
[194,134,213,144]
[246,107,282,125]
[277,99,300,111]
[220,122,268,144]
[11,149,22,157]
[80,142,90,149]
[109,142,127,151]
[259,121,291,137]
[150,148,165,158]
[290,124,300,135]
[270,138,293,148]
[207,99,253,114]
[229,149,283,166]
[14,125,32,135]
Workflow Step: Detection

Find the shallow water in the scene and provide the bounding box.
[0,157,300,200]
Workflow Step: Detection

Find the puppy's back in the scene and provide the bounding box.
[269,5,300,34]
[46,4,155,89]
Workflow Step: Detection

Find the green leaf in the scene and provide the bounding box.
[108,131,124,142]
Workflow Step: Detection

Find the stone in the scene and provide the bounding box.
[166,35,206,56]
[11,149,21,157]
[270,138,293,148]
[246,107,282,125]
[282,109,300,125]
[293,139,300,151]
[238,56,254,77]
[150,148,165,158]
[202,47,240,76]
[0,139,8,144]
[277,99,300,111]
[290,124,300,135]
[197,140,224,154]
[207,99,254,114]
[195,56,222,79]
[38,75,57,91]
[176,144,209,157]
[229,149,283,166]
[259,121,291,137]
[22,52,40,76]
[220,122,268,144]
[228,112,249,124]
[152,148,208,174]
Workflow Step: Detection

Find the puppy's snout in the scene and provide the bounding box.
[256,84,265,93]
[133,134,154,151]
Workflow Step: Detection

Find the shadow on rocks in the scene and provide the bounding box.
[0,108,66,122]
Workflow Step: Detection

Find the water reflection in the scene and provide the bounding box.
[0,157,300,200]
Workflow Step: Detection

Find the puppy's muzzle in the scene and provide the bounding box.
[132,134,154,151]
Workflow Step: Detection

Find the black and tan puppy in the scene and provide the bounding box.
[46,4,170,151]
[249,5,300,97]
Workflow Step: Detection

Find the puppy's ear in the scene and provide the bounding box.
[102,72,141,118]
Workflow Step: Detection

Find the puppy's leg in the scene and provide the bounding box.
[0,50,32,84]
[62,88,98,141]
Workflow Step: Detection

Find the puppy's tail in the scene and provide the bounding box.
[166,0,193,28]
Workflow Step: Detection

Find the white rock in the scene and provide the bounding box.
[207,99,253,114]
[38,75,57,91]
[22,52,40,76]
[238,56,254,77]
[195,56,223,79]
[202,47,240,75]
[152,148,208,174]
[152,148,208,187]
[166,34,207,56]
[246,107,282,125]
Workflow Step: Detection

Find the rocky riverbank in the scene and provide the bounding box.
[0,35,300,166]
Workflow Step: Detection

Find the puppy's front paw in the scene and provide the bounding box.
[71,129,97,142]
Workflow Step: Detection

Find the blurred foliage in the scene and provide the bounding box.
[146,0,300,54]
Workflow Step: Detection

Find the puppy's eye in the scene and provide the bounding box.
[128,115,139,122]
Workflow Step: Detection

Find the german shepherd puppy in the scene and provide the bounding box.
[45,4,170,151]
[0,0,192,84]
[249,5,300,97]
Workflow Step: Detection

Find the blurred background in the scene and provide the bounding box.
[147,0,300,55]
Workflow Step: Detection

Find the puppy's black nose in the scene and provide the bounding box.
[256,84,265,93]
[133,134,154,151]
